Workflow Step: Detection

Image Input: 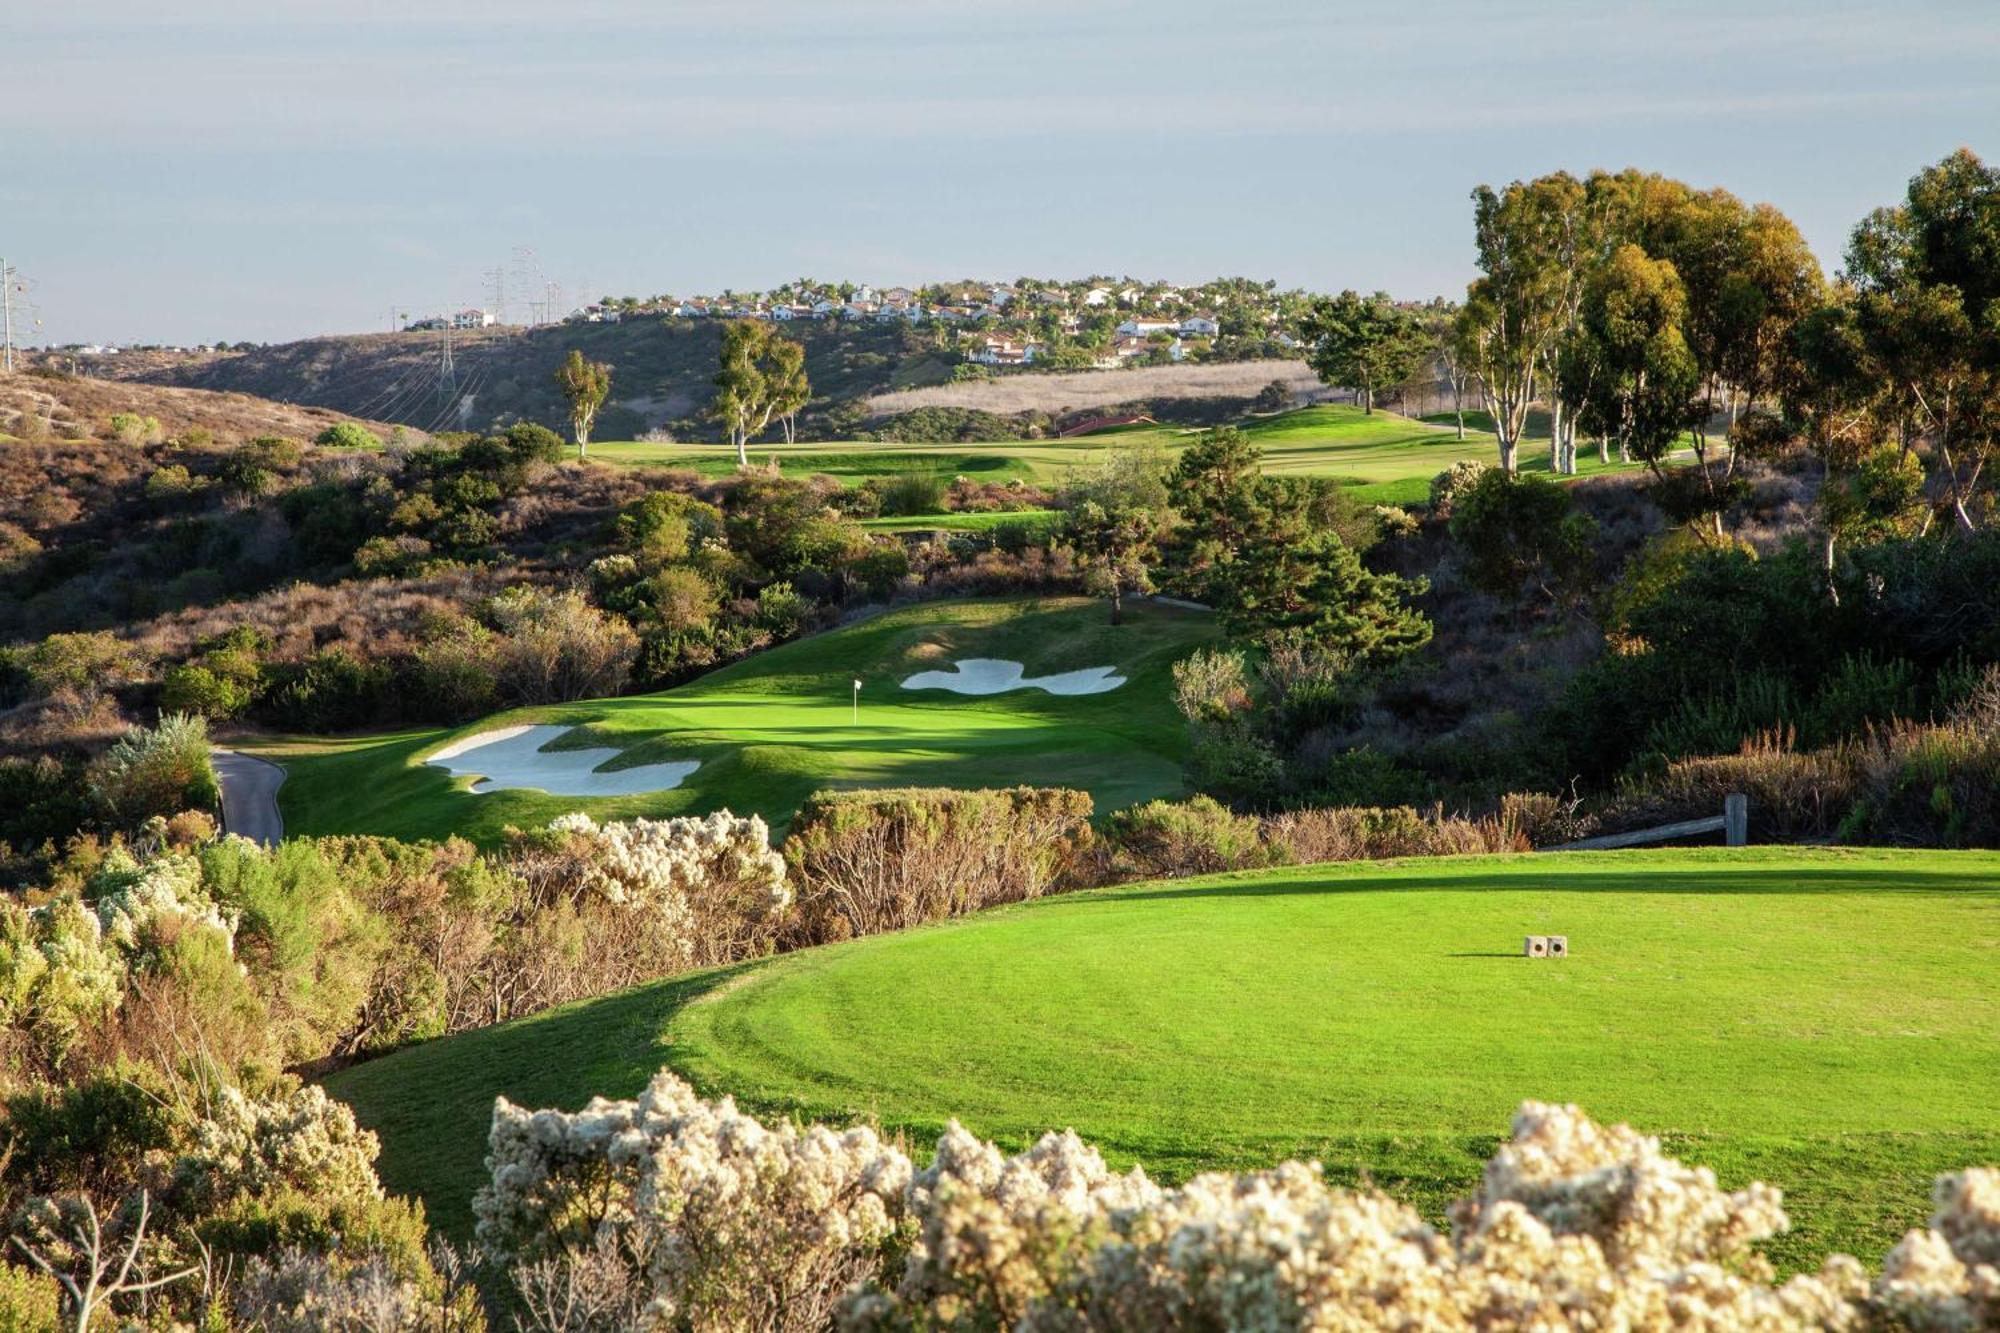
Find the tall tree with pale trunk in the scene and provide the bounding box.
[554,349,612,457]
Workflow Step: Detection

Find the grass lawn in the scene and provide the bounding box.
[256,597,1213,845]
[321,846,2000,1273]
[858,509,1059,534]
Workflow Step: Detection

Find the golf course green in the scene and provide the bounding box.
[261,597,1214,844]
[322,846,2000,1272]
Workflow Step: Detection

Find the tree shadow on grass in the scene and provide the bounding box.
[1088,864,2000,903]
[323,961,767,1239]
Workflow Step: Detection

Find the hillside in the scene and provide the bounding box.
[0,367,402,447]
[101,320,1320,443]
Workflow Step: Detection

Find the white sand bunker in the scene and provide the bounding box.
[425,725,698,796]
[900,658,1125,696]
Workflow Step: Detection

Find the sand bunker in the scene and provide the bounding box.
[900,658,1125,696]
[425,725,698,796]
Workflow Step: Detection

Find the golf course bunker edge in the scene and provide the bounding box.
[425,724,699,796]
[900,657,1126,696]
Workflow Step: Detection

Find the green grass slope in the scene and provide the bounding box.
[322,847,2000,1271]
[262,597,1213,844]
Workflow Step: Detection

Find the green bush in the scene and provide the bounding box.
[1805,652,1921,744]
[160,662,256,720]
[1103,795,1279,879]
[313,421,384,450]
[755,581,812,639]
[264,649,394,731]
[878,468,948,517]
[87,713,219,827]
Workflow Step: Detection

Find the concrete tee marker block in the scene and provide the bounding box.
[1524,935,1549,957]
[1547,935,1569,957]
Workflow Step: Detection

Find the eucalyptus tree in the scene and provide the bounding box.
[1843,148,2000,532]
[553,348,612,457]
[711,321,810,463]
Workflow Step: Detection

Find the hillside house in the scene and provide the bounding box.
[1082,287,1113,307]
[969,336,1044,366]
[453,308,497,329]
[1180,312,1221,336]
[1116,316,1182,337]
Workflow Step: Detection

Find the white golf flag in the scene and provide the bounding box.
[853,679,863,689]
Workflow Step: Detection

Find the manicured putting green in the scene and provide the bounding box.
[324,847,2000,1272]
[261,597,1215,845]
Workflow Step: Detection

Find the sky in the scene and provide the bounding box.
[5,0,1998,346]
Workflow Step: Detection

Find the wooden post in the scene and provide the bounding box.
[1724,793,1748,847]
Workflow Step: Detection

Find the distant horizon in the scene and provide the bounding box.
[8,1,1996,346]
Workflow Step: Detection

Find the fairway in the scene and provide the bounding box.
[260,597,1213,844]
[323,847,2000,1271]
[587,404,1643,506]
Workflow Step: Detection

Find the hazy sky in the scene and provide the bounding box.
[7,1,1998,345]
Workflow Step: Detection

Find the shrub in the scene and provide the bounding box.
[159,663,256,720]
[646,566,721,633]
[1264,804,1522,862]
[0,522,40,579]
[1806,652,1922,744]
[1170,647,1251,724]
[264,649,393,732]
[1427,458,1487,517]
[1608,734,1855,842]
[505,811,790,970]
[21,632,143,695]
[143,464,201,502]
[313,421,384,450]
[486,587,638,705]
[351,533,433,578]
[1495,789,1597,848]
[754,580,812,639]
[1103,795,1278,878]
[878,468,948,517]
[87,714,219,828]
[106,412,163,446]
[480,1073,2000,1330]
[409,617,499,720]
[786,787,1095,943]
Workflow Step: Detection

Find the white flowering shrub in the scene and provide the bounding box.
[518,811,789,968]
[175,1084,385,1209]
[0,896,126,1063]
[234,1248,427,1332]
[478,1071,910,1332]
[480,1078,2000,1332]
[90,845,238,955]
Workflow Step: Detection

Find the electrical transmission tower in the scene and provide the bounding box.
[484,267,507,324]
[511,246,545,323]
[438,322,457,404]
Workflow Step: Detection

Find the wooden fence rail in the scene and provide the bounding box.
[1544,793,1747,853]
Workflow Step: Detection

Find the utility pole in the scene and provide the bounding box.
[1,257,15,373]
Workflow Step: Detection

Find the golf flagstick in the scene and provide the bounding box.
[852,678,862,725]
